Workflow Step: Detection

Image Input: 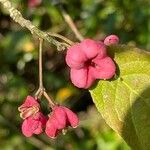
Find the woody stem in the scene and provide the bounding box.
[35,39,44,98]
[35,39,55,108]
[0,0,73,50]
[39,38,43,88]
[43,91,55,108]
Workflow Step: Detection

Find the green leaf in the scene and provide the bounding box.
[89,45,150,150]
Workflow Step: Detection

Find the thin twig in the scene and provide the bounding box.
[0,0,73,50]
[43,91,55,108]
[35,39,45,98]
[48,32,74,45]
[60,6,84,41]
[35,88,41,98]
[34,39,56,107]
[39,39,43,88]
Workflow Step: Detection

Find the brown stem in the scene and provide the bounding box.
[35,40,55,108]
[34,39,45,99]
[34,88,41,98]
[60,7,84,41]
[43,91,55,108]
[48,33,74,45]
[0,0,73,50]
[39,39,43,88]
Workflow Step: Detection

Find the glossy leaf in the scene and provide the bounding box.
[90,45,150,150]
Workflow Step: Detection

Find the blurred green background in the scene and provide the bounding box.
[0,0,149,149]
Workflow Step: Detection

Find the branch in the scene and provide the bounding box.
[59,6,84,41]
[0,0,74,50]
[61,9,84,41]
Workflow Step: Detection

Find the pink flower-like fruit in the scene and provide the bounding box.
[104,35,119,45]
[45,105,79,138]
[18,96,40,119]
[18,96,47,137]
[66,39,116,88]
[22,112,47,137]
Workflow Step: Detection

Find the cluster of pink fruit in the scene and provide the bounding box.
[18,96,79,138]
[18,34,119,138]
